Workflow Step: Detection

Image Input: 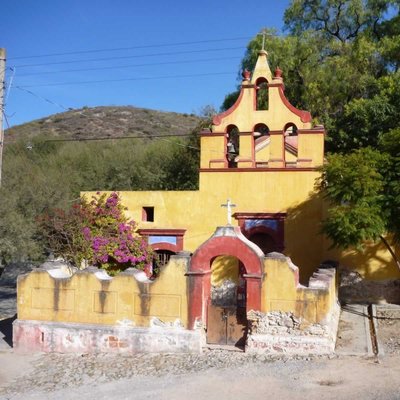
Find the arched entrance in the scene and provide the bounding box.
[187,226,264,345]
[206,255,247,345]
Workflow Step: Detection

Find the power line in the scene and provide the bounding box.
[14,86,70,110]
[17,56,241,77]
[13,46,244,68]
[8,36,252,60]
[13,86,224,156]
[16,71,233,88]
[5,67,15,102]
[3,112,10,129]
[13,86,202,151]
[44,133,193,143]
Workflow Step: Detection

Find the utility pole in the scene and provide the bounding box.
[0,48,5,188]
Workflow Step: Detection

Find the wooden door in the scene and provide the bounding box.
[207,305,247,346]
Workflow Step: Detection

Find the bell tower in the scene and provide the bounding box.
[199,50,325,172]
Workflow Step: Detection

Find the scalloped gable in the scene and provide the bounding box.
[212,51,312,131]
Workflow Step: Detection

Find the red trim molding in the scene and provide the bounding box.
[212,88,245,126]
[297,158,313,162]
[233,212,287,220]
[138,229,186,236]
[200,132,226,137]
[298,128,325,135]
[138,228,186,253]
[234,212,286,253]
[199,167,317,172]
[188,231,263,328]
[269,130,284,135]
[209,158,228,168]
[274,86,312,123]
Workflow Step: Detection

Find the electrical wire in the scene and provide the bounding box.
[13,46,244,68]
[16,71,233,88]
[5,67,15,102]
[2,111,10,129]
[44,133,193,143]
[15,72,233,89]
[9,36,252,60]
[17,56,241,77]
[13,86,202,150]
[11,86,233,158]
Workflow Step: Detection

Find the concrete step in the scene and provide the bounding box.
[335,304,373,356]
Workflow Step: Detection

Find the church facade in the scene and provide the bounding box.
[113,49,326,282]
[98,49,398,285]
[13,49,399,355]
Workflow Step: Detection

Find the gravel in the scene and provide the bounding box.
[0,350,328,398]
[377,306,400,355]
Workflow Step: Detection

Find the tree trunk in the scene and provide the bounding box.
[380,235,400,273]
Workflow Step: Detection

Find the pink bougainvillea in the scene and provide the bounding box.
[39,192,154,276]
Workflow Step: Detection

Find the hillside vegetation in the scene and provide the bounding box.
[0,106,205,265]
[5,106,201,142]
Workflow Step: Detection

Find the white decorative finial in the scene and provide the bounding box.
[221,199,236,225]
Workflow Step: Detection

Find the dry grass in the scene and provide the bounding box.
[5,106,202,143]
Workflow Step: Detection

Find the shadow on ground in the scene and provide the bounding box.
[0,314,16,347]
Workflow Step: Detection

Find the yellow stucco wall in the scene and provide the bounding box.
[85,168,324,280]
[261,256,336,323]
[81,51,400,283]
[17,256,190,328]
[211,255,239,286]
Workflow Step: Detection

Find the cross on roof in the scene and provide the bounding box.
[221,199,236,225]
[257,29,270,52]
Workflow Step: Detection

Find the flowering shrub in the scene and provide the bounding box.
[39,192,154,275]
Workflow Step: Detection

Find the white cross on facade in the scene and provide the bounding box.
[221,199,236,225]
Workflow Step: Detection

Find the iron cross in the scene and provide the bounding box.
[257,29,269,52]
[221,199,236,225]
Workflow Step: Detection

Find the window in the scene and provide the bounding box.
[256,78,269,110]
[142,207,154,222]
[155,250,175,268]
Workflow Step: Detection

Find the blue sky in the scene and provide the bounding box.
[2,0,290,127]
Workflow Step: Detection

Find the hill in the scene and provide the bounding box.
[0,105,204,265]
[4,106,202,142]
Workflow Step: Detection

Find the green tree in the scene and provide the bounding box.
[0,127,202,267]
[318,135,400,270]
[284,0,395,43]
[222,1,400,152]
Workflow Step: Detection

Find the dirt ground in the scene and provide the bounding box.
[377,307,400,356]
[1,265,400,399]
[0,351,400,400]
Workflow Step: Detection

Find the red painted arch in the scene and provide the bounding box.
[150,242,178,253]
[187,231,264,329]
[190,236,263,275]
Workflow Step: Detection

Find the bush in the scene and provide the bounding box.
[39,192,154,275]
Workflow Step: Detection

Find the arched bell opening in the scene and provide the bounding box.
[226,124,240,168]
[284,123,298,167]
[254,123,270,167]
[255,77,269,110]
